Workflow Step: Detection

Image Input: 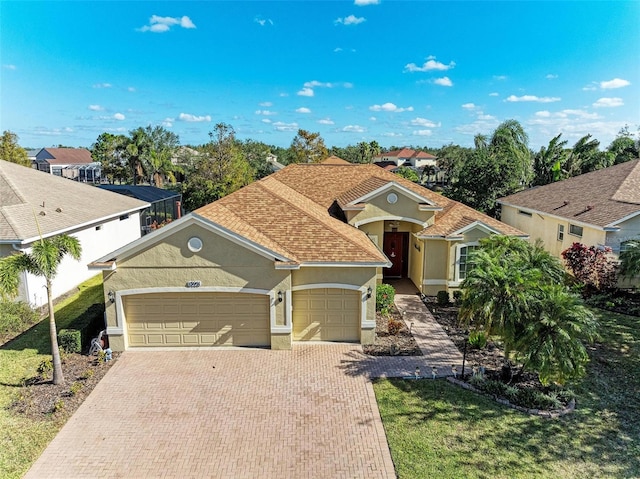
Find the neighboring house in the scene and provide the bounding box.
[98,185,183,234]
[374,148,437,169]
[266,153,286,172]
[34,147,93,177]
[0,160,149,307]
[26,149,40,168]
[498,160,640,259]
[91,157,524,352]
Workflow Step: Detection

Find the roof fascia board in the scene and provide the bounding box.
[499,202,608,231]
[604,210,640,229]
[451,221,500,237]
[348,181,437,207]
[16,204,151,245]
[299,261,391,268]
[354,215,427,228]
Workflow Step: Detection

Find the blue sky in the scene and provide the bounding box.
[1,1,638,151]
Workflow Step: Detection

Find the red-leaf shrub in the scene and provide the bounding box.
[561,242,617,293]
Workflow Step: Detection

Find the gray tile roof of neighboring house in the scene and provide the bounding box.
[498,159,640,228]
[0,160,149,243]
[37,148,93,165]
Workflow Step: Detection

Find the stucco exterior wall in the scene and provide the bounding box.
[16,212,142,307]
[104,223,291,350]
[501,205,606,258]
[348,188,435,226]
[606,214,640,253]
[358,222,385,283]
[422,239,449,295]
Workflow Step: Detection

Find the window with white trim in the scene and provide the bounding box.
[569,224,583,237]
[456,243,479,282]
[557,224,564,241]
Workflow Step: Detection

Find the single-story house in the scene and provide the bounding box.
[34,147,93,177]
[498,159,640,258]
[90,157,525,351]
[373,148,437,169]
[0,160,149,307]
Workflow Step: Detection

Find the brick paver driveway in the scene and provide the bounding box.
[26,345,396,479]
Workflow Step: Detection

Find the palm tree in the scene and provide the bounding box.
[0,234,81,384]
[620,240,640,279]
[126,127,150,185]
[514,284,597,385]
[532,134,568,186]
[148,148,180,187]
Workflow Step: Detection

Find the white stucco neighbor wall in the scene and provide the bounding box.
[19,212,142,307]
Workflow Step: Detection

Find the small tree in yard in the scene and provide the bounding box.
[619,240,640,279]
[561,242,617,294]
[0,234,81,385]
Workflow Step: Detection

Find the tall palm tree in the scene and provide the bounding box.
[0,234,81,384]
[532,134,568,186]
[148,148,180,187]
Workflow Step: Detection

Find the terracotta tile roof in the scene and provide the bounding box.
[0,160,149,243]
[413,151,437,159]
[498,160,640,228]
[374,148,436,160]
[39,148,93,165]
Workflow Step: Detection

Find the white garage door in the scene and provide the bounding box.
[292,288,360,342]
[124,292,270,347]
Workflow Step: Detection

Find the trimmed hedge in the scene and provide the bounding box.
[64,303,105,352]
[58,329,81,353]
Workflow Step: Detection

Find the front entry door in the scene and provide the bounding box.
[383,232,408,278]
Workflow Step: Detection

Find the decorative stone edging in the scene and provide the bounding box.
[446,377,576,418]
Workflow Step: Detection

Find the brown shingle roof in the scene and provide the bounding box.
[321,156,351,165]
[498,160,640,228]
[0,160,149,243]
[40,148,93,165]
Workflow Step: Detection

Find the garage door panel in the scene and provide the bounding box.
[124,293,269,347]
[293,289,360,342]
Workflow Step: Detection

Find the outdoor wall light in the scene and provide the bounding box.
[107,290,115,303]
[366,286,372,299]
[277,291,283,303]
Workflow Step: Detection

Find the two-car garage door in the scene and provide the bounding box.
[124,292,270,347]
[292,288,360,342]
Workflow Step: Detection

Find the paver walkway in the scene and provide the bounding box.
[25,281,464,479]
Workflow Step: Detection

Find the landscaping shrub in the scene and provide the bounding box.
[436,290,450,305]
[58,329,81,354]
[376,284,396,314]
[480,379,510,398]
[452,290,463,305]
[0,300,39,340]
[65,303,105,352]
[387,317,403,335]
[468,330,488,349]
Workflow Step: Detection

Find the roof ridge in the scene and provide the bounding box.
[258,177,384,260]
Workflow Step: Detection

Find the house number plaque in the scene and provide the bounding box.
[186,281,202,288]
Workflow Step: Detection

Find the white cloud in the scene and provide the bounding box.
[433,77,453,87]
[113,113,126,121]
[296,107,311,113]
[138,15,196,33]
[489,92,499,97]
[297,87,314,97]
[259,101,273,107]
[582,84,598,91]
[404,56,455,72]
[334,47,343,52]
[88,105,103,111]
[493,75,508,81]
[318,118,335,125]
[534,109,600,120]
[128,87,136,92]
[305,80,333,88]
[93,83,112,88]
[343,125,366,133]
[2,64,16,70]
[32,127,74,136]
[255,109,277,116]
[593,97,624,108]
[369,102,414,113]
[461,103,476,110]
[335,15,366,25]
[413,130,433,136]
[355,0,379,5]
[262,118,272,124]
[254,16,274,26]
[162,118,174,127]
[600,78,630,89]
[546,74,558,80]
[273,121,298,132]
[506,95,561,103]
[178,112,211,122]
[410,117,439,127]
[382,132,404,137]
[369,116,377,121]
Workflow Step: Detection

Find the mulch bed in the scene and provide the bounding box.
[11,352,119,421]
[363,304,422,356]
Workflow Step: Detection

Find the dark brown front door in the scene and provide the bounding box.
[383,232,408,278]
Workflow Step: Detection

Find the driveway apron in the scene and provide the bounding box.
[25,345,396,479]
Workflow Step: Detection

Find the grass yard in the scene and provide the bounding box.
[374,309,640,479]
[0,275,104,479]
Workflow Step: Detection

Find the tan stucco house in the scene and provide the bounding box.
[91,157,524,351]
[498,160,640,259]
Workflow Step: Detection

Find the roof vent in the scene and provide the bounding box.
[39,211,46,216]
[56,207,63,213]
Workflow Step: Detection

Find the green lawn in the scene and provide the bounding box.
[375,309,640,479]
[0,275,104,479]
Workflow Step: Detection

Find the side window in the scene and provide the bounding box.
[457,244,479,281]
[557,224,565,241]
[569,224,583,237]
